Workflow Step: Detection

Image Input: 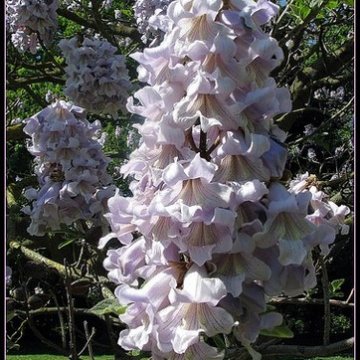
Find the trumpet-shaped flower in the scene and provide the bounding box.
[59,37,132,118]
[6,0,58,53]
[22,100,115,236]
[101,1,349,358]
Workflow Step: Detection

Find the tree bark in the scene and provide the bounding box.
[261,337,354,358]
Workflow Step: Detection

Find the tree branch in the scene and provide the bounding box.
[9,241,77,277]
[78,321,96,358]
[6,123,28,141]
[319,255,331,345]
[105,314,122,358]
[23,85,48,108]
[346,288,354,303]
[291,96,354,144]
[57,8,140,41]
[311,73,354,88]
[269,296,354,308]
[290,38,353,111]
[26,314,69,355]
[64,260,79,360]
[301,39,354,81]
[261,337,354,358]
[7,75,65,90]
[14,307,122,327]
[199,129,210,160]
[48,288,67,350]
[227,337,354,360]
[9,240,118,314]
[278,1,329,47]
[185,128,199,153]
[275,107,324,131]
[90,0,117,45]
[57,8,94,28]
[10,240,85,277]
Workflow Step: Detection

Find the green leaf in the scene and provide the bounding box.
[326,0,339,9]
[7,187,17,207]
[57,238,76,249]
[329,278,345,298]
[6,123,26,141]
[212,334,226,349]
[265,304,277,311]
[128,349,151,359]
[260,324,294,338]
[309,0,322,7]
[330,278,345,292]
[7,310,16,323]
[130,350,141,356]
[344,0,354,7]
[89,298,126,316]
[298,5,311,19]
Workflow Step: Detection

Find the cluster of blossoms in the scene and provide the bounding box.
[6,0,58,54]
[314,86,345,102]
[22,100,116,237]
[60,0,113,13]
[100,0,349,359]
[60,0,83,11]
[59,37,132,118]
[289,173,350,239]
[133,0,173,43]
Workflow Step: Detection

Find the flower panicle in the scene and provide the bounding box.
[22,100,116,237]
[97,1,350,359]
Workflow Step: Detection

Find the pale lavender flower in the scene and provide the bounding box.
[45,90,54,104]
[6,0,58,53]
[100,0,349,358]
[10,117,22,125]
[22,100,116,236]
[253,182,316,265]
[102,0,113,9]
[153,341,225,360]
[115,126,122,138]
[61,0,81,11]
[126,129,139,149]
[307,147,317,161]
[289,172,351,253]
[155,265,236,353]
[34,286,44,295]
[59,37,132,118]
[114,10,122,20]
[133,0,173,43]
[289,173,351,236]
[303,123,316,136]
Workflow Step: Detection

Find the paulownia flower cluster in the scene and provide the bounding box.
[59,37,132,118]
[134,0,173,43]
[100,0,349,359]
[289,172,350,245]
[22,100,115,236]
[6,0,58,54]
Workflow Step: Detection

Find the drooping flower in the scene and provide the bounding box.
[289,172,350,254]
[6,0,58,54]
[101,1,350,358]
[133,0,174,44]
[59,37,132,118]
[253,182,316,265]
[22,100,116,236]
